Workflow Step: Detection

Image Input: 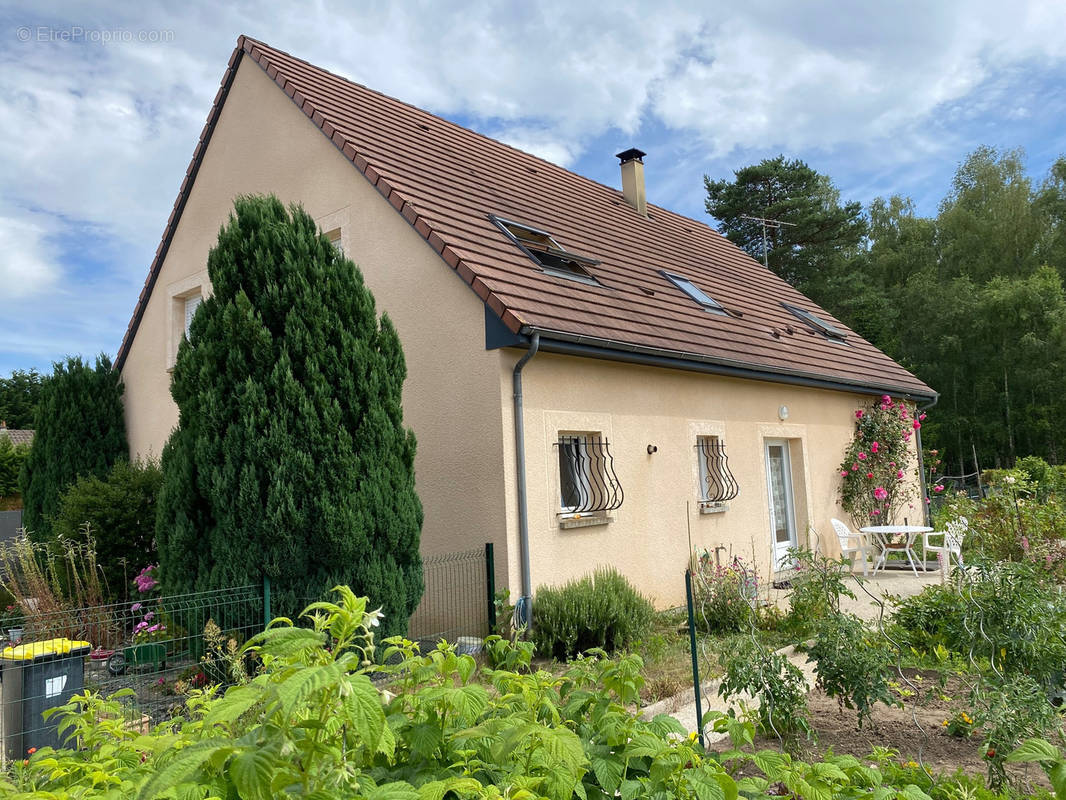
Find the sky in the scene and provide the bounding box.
[2,0,1066,376]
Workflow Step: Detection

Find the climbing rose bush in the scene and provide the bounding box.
[838,395,920,525]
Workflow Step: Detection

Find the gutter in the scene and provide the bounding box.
[519,326,938,403]
[511,332,540,627]
[914,395,940,526]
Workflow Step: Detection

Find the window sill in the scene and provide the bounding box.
[699,501,729,514]
[558,514,613,530]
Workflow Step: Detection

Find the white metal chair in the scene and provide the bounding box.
[923,516,967,584]
[832,518,870,577]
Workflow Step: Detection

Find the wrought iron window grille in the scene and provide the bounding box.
[696,437,739,503]
[555,434,624,514]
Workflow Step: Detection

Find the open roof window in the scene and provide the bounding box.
[661,271,726,315]
[490,215,600,285]
[783,303,847,342]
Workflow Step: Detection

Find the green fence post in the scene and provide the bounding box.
[263,575,271,629]
[685,569,705,749]
[485,542,496,633]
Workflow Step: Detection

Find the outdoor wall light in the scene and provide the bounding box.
[647,444,658,454]
[778,405,790,421]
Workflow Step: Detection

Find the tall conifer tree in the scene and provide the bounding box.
[20,355,128,539]
[156,196,423,634]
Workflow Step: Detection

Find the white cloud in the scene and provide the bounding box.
[0,212,61,298]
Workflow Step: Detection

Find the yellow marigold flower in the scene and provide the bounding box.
[942,719,949,727]
[906,761,919,769]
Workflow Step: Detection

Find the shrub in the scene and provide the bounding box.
[717,636,811,743]
[690,552,757,634]
[892,560,1066,689]
[838,395,919,525]
[807,612,897,728]
[20,355,127,540]
[156,196,423,635]
[973,673,1059,790]
[0,435,29,497]
[785,547,856,634]
[532,567,653,660]
[51,459,162,600]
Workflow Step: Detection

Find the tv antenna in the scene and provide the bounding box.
[740,215,796,267]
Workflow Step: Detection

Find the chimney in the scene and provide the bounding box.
[616,148,647,217]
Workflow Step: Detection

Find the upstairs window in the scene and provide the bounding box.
[696,435,739,504]
[556,433,624,514]
[661,271,726,315]
[491,215,601,285]
[184,294,202,339]
[782,303,847,342]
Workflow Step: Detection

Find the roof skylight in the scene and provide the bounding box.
[491,215,600,285]
[782,303,847,342]
[661,271,726,315]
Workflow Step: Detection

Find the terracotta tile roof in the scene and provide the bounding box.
[117,35,935,400]
[0,427,33,447]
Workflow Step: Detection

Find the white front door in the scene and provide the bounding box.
[765,439,798,569]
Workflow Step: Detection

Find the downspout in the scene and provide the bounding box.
[915,395,939,527]
[512,332,540,627]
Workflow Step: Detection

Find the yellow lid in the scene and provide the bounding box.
[1,638,92,661]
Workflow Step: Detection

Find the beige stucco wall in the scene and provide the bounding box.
[499,352,923,609]
[120,57,511,586]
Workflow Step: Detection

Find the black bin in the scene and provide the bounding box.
[2,638,91,760]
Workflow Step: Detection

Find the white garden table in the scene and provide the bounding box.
[859,524,933,577]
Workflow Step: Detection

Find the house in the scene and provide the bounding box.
[116,36,936,612]
[0,423,34,448]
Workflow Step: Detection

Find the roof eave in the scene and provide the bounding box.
[520,326,938,402]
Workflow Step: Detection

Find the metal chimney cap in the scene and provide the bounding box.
[615,148,646,164]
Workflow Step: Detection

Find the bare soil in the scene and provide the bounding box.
[714,672,1051,793]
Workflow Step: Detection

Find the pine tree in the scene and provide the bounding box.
[156,195,423,635]
[20,355,128,539]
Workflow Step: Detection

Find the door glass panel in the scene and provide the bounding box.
[768,445,790,543]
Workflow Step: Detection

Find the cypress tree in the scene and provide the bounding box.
[20,355,128,540]
[156,195,423,635]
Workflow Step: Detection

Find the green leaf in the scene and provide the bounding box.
[590,755,624,794]
[204,685,262,726]
[418,777,483,800]
[898,784,934,800]
[1049,762,1066,800]
[647,714,688,739]
[619,779,643,800]
[229,747,275,800]
[367,781,421,800]
[1006,738,1061,764]
[623,732,663,759]
[688,769,726,800]
[137,742,229,800]
[753,750,788,780]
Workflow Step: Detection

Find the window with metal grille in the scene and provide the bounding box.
[556,434,624,514]
[696,436,739,502]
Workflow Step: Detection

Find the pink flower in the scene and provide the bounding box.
[897,470,904,479]
[858,452,867,461]
[919,413,927,421]
[866,472,874,479]
[874,486,888,501]
[889,462,896,468]
[925,497,931,504]
[933,484,944,493]
[871,509,881,516]
[131,603,142,612]
[840,470,849,477]
[855,409,864,419]
[871,441,879,453]
[882,395,891,402]
[912,420,921,430]
[146,624,161,633]
[852,464,859,471]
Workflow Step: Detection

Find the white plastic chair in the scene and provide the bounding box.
[832,518,869,577]
[923,516,967,584]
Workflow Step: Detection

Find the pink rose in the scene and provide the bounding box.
[871,441,879,453]
[919,413,927,421]
[913,420,921,429]
[897,470,904,479]
[933,484,944,493]
[858,452,867,461]
[872,509,881,516]
[840,470,849,477]
[866,472,874,479]
[852,464,859,471]
[874,486,888,501]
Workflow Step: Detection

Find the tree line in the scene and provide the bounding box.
[705,147,1066,475]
